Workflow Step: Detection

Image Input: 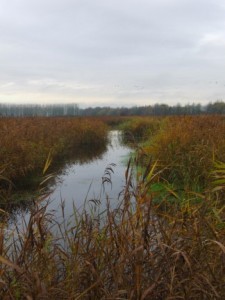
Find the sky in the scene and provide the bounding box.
[0,0,225,107]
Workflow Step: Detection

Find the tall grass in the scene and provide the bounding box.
[0,117,108,190]
[132,115,225,190]
[0,115,225,298]
[0,151,224,299]
[98,116,130,128]
[120,117,162,145]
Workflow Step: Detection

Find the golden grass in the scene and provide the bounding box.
[0,117,108,188]
[0,152,224,299]
[120,116,162,146]
[134,115,225,190]
[0,115,225,298]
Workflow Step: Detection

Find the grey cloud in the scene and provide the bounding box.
[0,0,225,105]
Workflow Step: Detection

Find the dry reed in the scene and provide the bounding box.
[0,149,224,299]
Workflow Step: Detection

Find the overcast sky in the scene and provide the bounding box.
[0,0,225,107]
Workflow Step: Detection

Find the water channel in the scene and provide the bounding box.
[47,130,132,219]
[9,130,132,226]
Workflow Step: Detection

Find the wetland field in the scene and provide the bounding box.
[0,115,225,299]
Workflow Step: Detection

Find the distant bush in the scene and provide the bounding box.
[120,116,162,144]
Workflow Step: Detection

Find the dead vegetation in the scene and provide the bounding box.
[0,148,224,299]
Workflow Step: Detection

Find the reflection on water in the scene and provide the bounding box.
[6,131,131,224]
[47,130,131,219]
[58,140,108,166]
[2,137,108,224]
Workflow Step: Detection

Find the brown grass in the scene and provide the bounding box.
[140,115,225,190]
[120,117,162,147]
[0,151,224,299]
[0,117,108,189]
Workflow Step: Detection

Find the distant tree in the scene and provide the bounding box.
[206,101,225,114]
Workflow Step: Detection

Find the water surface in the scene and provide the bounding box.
[5,130,132,244]
[46,130,131,219]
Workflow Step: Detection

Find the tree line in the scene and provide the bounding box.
[0,101,225,117]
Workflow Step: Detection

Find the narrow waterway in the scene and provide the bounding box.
[43,130,131,220]
[6,130,132,236]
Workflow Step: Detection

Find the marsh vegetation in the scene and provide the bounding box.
[0,117,108,190]
[0,115,225,299]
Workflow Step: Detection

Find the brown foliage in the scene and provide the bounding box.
[143,115,225,189]
[0,154,224,299]
[0,117,108,186]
